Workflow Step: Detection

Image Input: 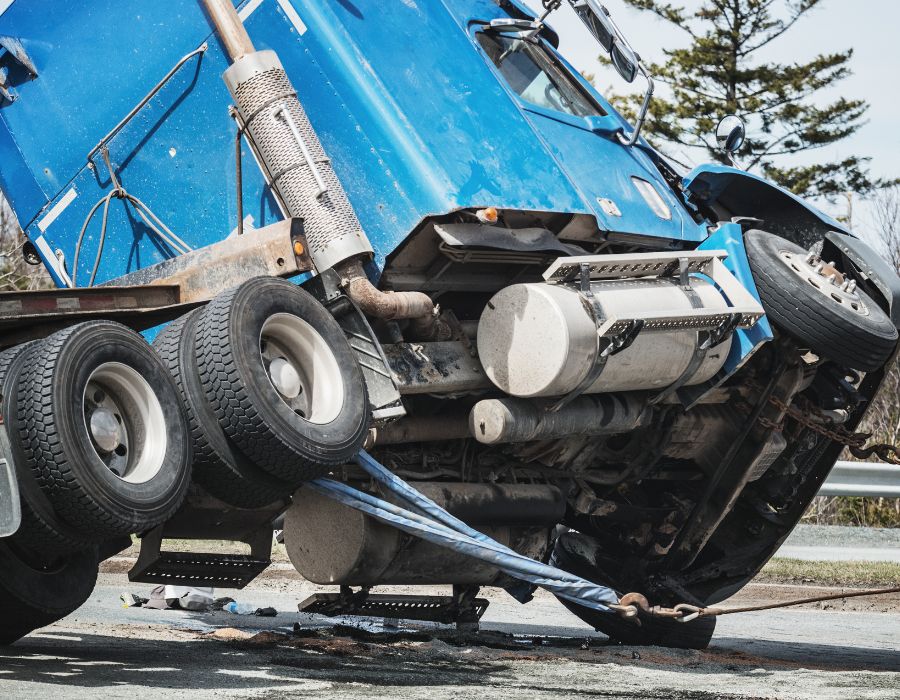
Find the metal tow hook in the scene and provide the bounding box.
[671,604,704,623]
[611,592,694,625]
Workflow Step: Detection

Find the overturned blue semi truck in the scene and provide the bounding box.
[0,0,898,649]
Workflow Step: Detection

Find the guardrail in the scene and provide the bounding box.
[820,461,900,498]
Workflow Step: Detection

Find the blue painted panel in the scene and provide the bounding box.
[274,0,592,263]
[497,39,700,241]
[0,115,47,224]
[699,222,772,378]
[0,0,716,287]
[0,0,282,285]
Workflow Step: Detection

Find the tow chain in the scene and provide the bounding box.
[747,382,900,465]
[612,587,900,623]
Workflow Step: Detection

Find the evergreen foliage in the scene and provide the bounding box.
[608,0,877,199]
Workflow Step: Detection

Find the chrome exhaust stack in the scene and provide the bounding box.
[201,1,438,323]
[201,0,371,271]
[220,49,373,271]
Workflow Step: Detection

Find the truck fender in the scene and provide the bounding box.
[823,231,900,329]
[683,164,850,248]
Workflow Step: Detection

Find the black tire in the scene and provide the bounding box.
[0,343,94,555]
[195,277,369,485]
[153,309,289,508]
[0,541,98,646]
[745,229,897,371]
[16,321,192,537]
[552,533,716,650]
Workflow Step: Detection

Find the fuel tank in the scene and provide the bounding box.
[477,278,732,397]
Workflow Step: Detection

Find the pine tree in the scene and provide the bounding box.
[608,0,876,199]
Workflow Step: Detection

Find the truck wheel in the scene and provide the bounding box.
[0,343,94,554]
[16,321,192,537]
[551,532,716,650]
[153,309,290,508]
[0,541,98,646]
[195,277,369,485]
[745,229,897,371]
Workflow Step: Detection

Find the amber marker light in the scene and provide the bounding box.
[476,206,499,224]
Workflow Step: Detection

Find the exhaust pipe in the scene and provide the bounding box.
[200,0,254,60]
[201,0,441,325]
[338,259,451,339]
[470,394,648,445]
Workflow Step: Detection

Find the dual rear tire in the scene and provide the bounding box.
[192,277,369,488]
[16,323,192,537]
[1,322,194,645]
[153,276,370,504]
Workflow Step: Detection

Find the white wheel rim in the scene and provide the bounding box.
[82,362,168,484]
[260,313,345,425]
[778,249,870,317]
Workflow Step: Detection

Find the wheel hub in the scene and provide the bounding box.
[268,356,303,399]
[259,313,345,425]
[82,362,167,483]
[89,407,122,453]
[778,248,868,316]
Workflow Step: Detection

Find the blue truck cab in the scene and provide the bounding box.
[0,0,897,649]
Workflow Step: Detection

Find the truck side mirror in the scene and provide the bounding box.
[716,115,746,156]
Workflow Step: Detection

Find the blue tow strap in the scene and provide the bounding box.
[307,450,620,613]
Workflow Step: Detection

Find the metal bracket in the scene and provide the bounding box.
[298,585,489,630]
[0,36,38,105]
[700,312,742,351]
[0,421,21,538]
[549,262,646,411]
[272,105,329,198]
[542,251,765,333]
[326,294,406,423]
[650,311,742,406]
[0,67,13,104]
[128,491,282,589]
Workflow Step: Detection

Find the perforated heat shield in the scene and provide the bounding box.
[224,50,372,271]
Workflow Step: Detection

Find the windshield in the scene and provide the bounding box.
[477,32,603,118]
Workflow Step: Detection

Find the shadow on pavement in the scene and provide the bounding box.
[708,636,900,673]
[0,628,511,691]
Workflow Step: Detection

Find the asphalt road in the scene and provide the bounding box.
[1,573,898,700]
[776,545,900,562]
[777,524,900,562]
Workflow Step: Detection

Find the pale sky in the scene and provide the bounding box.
[524,0,900,235]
